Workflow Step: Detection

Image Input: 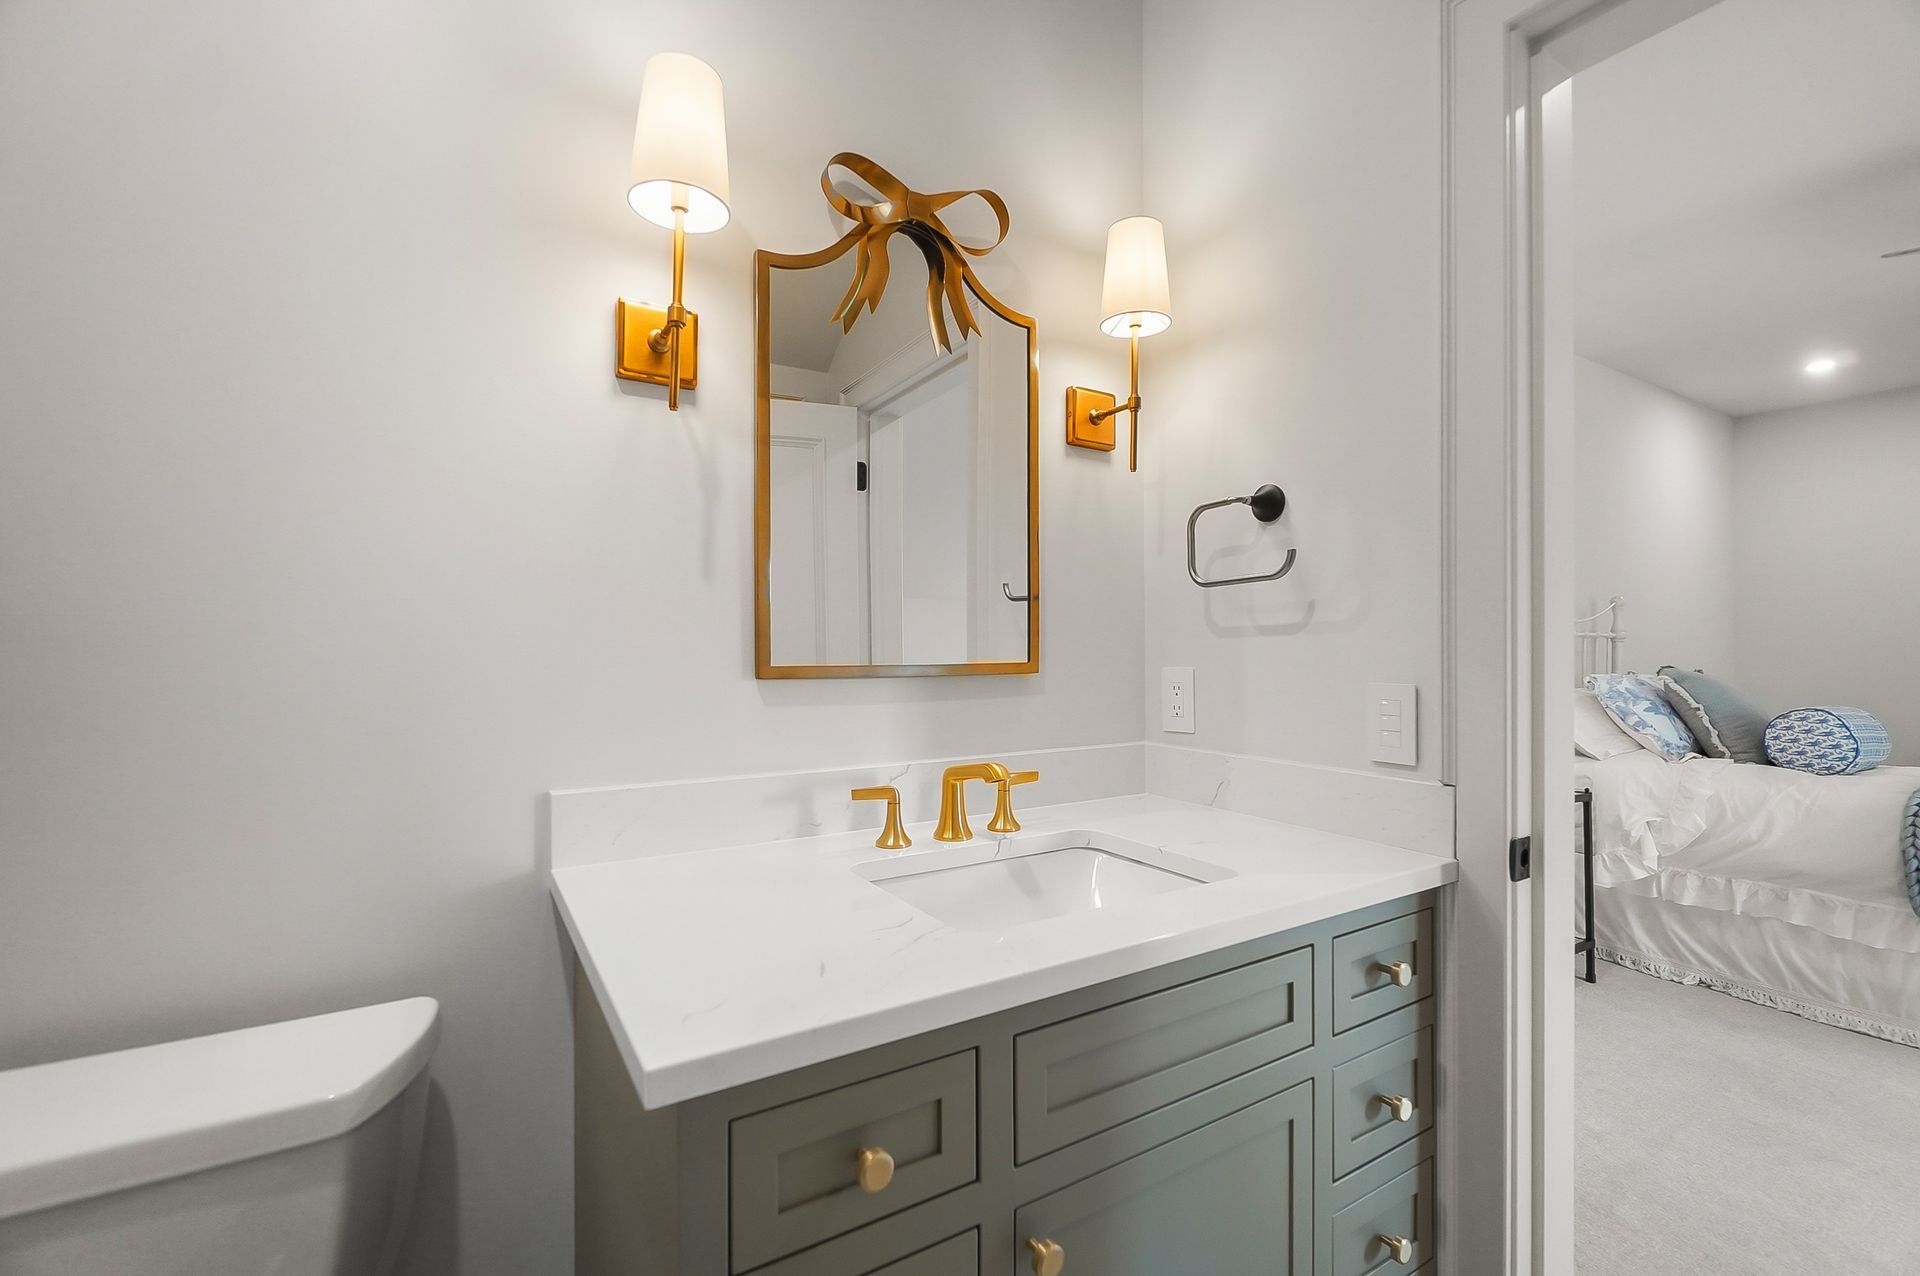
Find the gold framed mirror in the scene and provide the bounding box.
[754,156,1038,679]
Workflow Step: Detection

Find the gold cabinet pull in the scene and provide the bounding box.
[1377,1233,1415,1265]
[1372,959,1415,988]
[1376,1093,1415,1122]
[854,1146,895,1194]
[1026,1237,1066,1276]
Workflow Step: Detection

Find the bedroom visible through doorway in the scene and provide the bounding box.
[1548,1,1920,1270]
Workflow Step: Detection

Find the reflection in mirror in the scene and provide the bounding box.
[758,233,1036,676]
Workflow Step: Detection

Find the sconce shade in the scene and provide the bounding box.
[1098,215,1171,338]
[628,52,731,233]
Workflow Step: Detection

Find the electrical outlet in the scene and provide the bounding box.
[1369,682,1417,766]
[1161,667,1196,734]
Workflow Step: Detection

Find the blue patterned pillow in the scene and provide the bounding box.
[1586,674,1699,762]
[1764,707,1891,775]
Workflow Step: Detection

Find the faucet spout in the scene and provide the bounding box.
[934,762,1009,842]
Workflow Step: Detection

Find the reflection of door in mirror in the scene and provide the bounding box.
[763,234,1032,673]
[767,400,865,665]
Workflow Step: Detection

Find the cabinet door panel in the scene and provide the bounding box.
[1011,1081,1312,1276]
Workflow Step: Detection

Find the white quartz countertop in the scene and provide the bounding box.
[550,794,1456,1109]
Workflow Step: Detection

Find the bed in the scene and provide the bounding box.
[1573,599,1920,1046]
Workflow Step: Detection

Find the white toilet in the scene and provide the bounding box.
[0,997,439,1276]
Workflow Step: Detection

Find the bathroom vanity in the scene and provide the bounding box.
[553,792,1453,1276]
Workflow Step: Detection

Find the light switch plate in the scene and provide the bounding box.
[1161,667,1196,734]
[1368,682,1417,766]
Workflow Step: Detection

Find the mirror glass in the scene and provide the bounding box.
[757,234,1037,676]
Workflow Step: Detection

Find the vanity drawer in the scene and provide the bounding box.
[1332,1027,1433,1178]
[866,1231,977,1275]
[1331,1159,1435,1276]
[728,1051,978,1273]
[1331,910,1432,1034]
[1013,946,1313,1162]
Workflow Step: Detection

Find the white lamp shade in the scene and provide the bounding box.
[628,52,731,233]
[1098,215,1171,338]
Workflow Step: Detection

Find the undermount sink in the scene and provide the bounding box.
[855,832,1234,931]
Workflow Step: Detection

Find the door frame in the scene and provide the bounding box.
[1442,2,1723,1273]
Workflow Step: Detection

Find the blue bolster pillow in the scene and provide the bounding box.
[1763,706,1891,775]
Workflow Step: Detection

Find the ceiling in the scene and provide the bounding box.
[1572,0,1920,417]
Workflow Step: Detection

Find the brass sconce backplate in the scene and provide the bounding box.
[1064,386,1117,451]
[615,299,699,388]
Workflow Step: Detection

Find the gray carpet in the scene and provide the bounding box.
[1577,966,1920,1274]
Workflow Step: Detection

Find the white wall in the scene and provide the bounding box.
[1732,384,1920,763]
[1574,357,1737,675]
[0,2,1144,1271]
[1139,0,1445,778]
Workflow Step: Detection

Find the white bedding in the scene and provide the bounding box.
[1575,751,1920,954]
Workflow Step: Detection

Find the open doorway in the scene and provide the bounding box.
[1548,2,1920,1270]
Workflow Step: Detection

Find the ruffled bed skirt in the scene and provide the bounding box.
[1587,883,1920,1050]
[1596,944,1920,1049]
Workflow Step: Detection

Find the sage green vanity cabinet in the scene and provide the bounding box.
[1011,945,1313,1163]
[1012,1080,1314,1275]
[575,891,1443,1276]
[867,1233,978,1275]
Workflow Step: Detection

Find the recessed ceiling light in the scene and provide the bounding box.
[1803,356,1838,376]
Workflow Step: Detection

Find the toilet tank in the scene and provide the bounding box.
[0,997,439,1276]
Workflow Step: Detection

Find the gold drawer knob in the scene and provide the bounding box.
[1372,959,1415,988]
[1377,1233,1415,1265]
[854,1146,894,1194]
[1027,1237,1066,1276]
[1377,1093,1415,1123]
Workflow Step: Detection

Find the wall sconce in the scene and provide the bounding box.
[616,52,731,410]
[1065,216,1172,471]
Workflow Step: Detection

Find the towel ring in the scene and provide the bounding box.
[1186,484,1297,588]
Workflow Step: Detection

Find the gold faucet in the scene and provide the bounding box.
[987,771,1040,833]
[850,785,911,850]
[934,762,1009,842]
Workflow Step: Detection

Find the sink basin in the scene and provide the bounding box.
[856,832,1233,932]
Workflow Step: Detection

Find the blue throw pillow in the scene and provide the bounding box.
[1586,674,1699,762]
[1657,667,1771,765]
[1764,707,1891,775]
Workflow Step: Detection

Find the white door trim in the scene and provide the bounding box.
[1446,2,1726,1272]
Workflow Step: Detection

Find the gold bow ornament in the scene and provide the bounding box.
[821,152,1011,355]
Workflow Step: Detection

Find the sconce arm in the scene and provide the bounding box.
[1083,332,1145,471]
[643,207,691,410]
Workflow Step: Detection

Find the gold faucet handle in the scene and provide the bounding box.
[987,769,1041,834]
[850,786,911,851]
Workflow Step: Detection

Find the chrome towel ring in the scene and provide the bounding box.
[1186,484,1297,588]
